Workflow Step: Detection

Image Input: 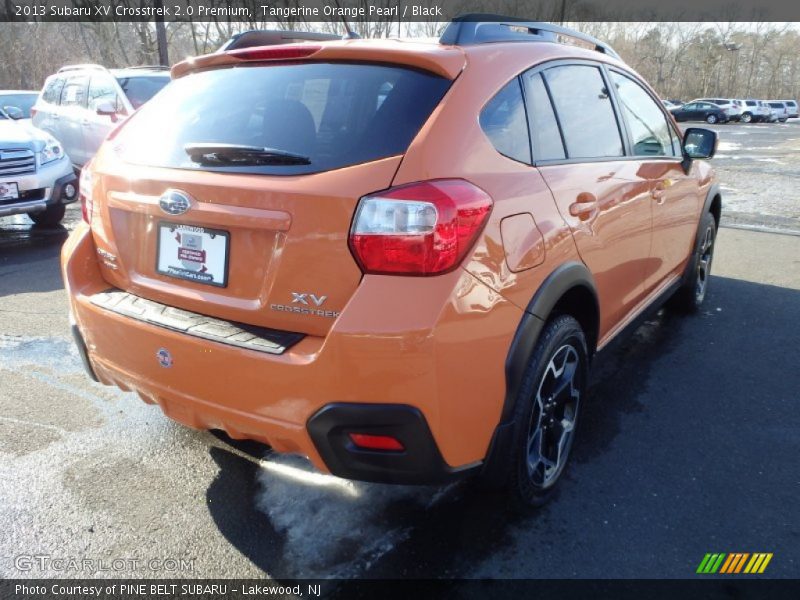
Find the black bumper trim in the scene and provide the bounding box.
[307,403,481,485]
[71,324,98,382]
[52,172,78,205]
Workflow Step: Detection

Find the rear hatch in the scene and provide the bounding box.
[90,59,453,337]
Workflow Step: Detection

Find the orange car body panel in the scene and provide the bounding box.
[62,37,716,475]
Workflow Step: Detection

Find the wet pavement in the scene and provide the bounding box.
[1,124,799,582]
[704,119,800,234]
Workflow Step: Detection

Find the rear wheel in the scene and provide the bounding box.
[741,112,752,123]
[29,204,66,227]
[508,315,588,507]
[670,211,716,313]
[706,114,718,124]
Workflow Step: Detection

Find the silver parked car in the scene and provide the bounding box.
[32,65,170,169]
[0,114,77,225]
[779,99,798,118]
[767,101,789,122]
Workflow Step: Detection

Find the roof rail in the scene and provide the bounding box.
[57,64,108,74]
[118,65,171,71]
[439,14,620,60]
[218,29,343,53]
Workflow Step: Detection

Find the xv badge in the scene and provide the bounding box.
[291,293,328,307]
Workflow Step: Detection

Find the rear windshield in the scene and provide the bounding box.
[113,63,450,176]
[0,93,38,117]
[115,75,170,109]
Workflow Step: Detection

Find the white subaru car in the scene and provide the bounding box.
[0,114,77,226]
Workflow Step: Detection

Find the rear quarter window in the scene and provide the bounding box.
[42,77,65,104]
[114,63,451,176]
[479,79,531,164]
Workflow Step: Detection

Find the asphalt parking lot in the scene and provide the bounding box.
[1,121,798,582]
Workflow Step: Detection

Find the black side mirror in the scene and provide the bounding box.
[683,127,717,159]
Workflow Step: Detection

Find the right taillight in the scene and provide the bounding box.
[79,162,94,225]
[348,179,493,276]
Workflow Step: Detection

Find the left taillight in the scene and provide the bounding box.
[79,162,93,225]
[348,179,493,276]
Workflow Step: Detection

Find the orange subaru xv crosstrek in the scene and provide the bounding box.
[63,17,720,505]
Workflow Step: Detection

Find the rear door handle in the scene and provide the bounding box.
[569,192,598,220]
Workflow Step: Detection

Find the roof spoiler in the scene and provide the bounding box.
[218,29,344,53]
[439,14,620,60]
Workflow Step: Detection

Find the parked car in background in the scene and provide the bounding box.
[780,99,798,118]
[671,101,728,124]
[63,18,721,506]
[692,98,740,121]
[767,101,789,122]
[662,99,682,111]
[0,117,78,225]
[32,65,170,169]
[0,90,39,122]
[741,99,771,123]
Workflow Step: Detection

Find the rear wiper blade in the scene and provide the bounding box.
[184,143,310,166]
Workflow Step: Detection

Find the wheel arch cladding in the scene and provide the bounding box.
[481,261,598,484]
[502,261,598,425]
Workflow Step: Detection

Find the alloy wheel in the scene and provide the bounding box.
[526,344,582,488]
[695,224,715,303]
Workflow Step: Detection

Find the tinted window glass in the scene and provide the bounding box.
[610,71,676,157]
[42,77,65,104]
[60,76,88,108]
[543,65,623,159]
[522,72,565,161]
[479,79,531,164]
[114,63,451,176]
[0,93,38,118]
[116,75,170,109]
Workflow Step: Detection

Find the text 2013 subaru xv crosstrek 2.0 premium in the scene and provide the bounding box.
[63,17,721,505]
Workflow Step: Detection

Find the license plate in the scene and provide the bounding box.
[0,182,19,201]
[156,222,229,287]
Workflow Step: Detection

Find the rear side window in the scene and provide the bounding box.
[522,72,565,161]
[88,75,126,115]
[116,75,170,109]
[115,63,451,176]
[543,65,623,159]
[42,77,65,104]
[479,79,531,164]
[610,71,677,157]
[60,75,88,108]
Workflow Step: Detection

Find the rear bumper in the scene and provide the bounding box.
[62,224,518,479]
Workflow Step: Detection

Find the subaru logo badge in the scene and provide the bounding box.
[156,348,173,368]
[159,190,192,216]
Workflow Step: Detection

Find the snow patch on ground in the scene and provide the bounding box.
[255,453,450,577]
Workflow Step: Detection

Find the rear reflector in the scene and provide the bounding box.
[228,45,321,62]
[348,433,405,452]
[349,179,493,276]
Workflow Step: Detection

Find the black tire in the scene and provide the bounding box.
[28,204,66,227]
[706,114,718,124]
[741,112,752,123]
[670,211,716,313]
[507,314,589,507]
